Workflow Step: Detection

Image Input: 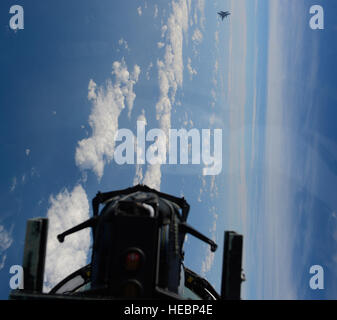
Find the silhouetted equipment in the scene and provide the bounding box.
[10,185,244,300]
[22,218,48,292]
[221,231,244,300]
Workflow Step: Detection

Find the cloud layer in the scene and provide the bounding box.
[142,0,189,190]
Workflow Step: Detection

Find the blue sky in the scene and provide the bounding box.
[0,0,336,300]
[242,0,337,299]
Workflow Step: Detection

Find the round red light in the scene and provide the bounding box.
[125,251,141,271]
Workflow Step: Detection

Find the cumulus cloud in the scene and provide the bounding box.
[201,208,218,275]
[133,112,147,186]
[143,164,162,190]
[141,0,190,191]
[186,57,197,79]
[0,225,13,270]
[195,0,205,29]
[118,38,129,51]
[146,62,153,80]
[137,0,188,189]
[156,0,189,131]
[44,184,90,292]
[133,164,143,186]
[161,25,168,38]
[157,42,165,49]
[0,225,13,252]
[201,249,214,276]
[137,6,142,16]
[75,59,141,180]
[191,28,203,44]
[140,115,164,190]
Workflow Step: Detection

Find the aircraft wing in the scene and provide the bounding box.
[218,11,230,20]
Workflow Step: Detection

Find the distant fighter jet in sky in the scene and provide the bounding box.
[218,11,230,20]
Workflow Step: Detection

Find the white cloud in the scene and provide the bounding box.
[201,249,214,276]
[133,112,147,186]
[191,28,203,44]
[214,60,218,75]
[201,208,218,275]
[133,164,143,186]
[161,25,168,38]
[226,0,248,235]
[137,6,142,16]
[0,225,13,271]
[214,30,219,46]
[154,4,158,18]
[186,57,197,79]
[44,184,90,292]
[75,59,141,180]
[0,225,13,252]
[142,0,190,190]
[10,177,17,192]
[87,79,97,100]
[146,62,153,80]
[143,164,162,190]
[157,42,165,49]
[30,167,40,178]
[258,1,300,300]
[246,0,319,299]
[181,111,194,128]
[191,0,205,30]
[25,149,30,156]
[0,254,6,270]
[118,38,129,51]
[156,0,189,131]
[250,46,259,169]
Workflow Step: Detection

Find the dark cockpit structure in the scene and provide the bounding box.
[10,185,244,300]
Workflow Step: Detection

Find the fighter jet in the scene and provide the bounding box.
[218,11,230,20]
